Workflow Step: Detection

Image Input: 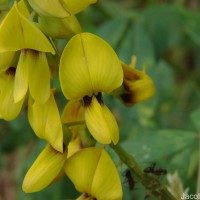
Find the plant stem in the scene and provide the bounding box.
[110,143,176,200]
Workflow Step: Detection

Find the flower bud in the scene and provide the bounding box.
[38,15,82,39]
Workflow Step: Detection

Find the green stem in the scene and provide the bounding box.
[110,143,176,200]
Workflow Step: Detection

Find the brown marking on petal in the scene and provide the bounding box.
[83,96,92,107]
[83,93,104,107]
[21,49,39,57]
[120,93,132,104]
[96,92,103,104]
[82,193,97,200]
[6,67,16,77]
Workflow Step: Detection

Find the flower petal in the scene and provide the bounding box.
[59,33,93,100]
[63,0,97,14]
[14,51,29,103]
[22,144,67,193]
[0,1,55,53]
[84,96,119,144]
[38,15,82,39]
[0,51,16,72]
[120,62,155,106]
[64,147,103,193]
[27,0,70,18]
[59,33,123,100]
[28,51,50,104]
[90,149,122,200]
[64,147,122,200]
[0,72,25,120]
[61,100,84,123]
[45,93,64,152]
[28,92,63,153]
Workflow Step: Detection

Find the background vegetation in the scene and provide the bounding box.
[1,0,200,199]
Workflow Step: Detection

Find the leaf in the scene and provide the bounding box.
[96,17,129,49]
[117,21,155,67]
[191,108,200,132]
[121,129,197,162]
[142,4,184,57]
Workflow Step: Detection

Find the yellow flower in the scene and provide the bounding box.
[62,100,98,152]
[38,14,82,39]
[0,1,55,53]
[28,90,63,152]
[0,51,16,72]
[0,67,25,120]
[22,144,68,193]
[114,56,155,106]
[64,147,122,200]
[62,100,85,124]
[14,49,51,103]
[27,0,97,18]
[0,0,55,104]
[59,33,123,145]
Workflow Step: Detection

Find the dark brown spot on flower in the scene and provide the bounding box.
[22,49,39,57]
[83,93,104,107]
[6,67,16,77]
[83,96,92,107]
[82,193,97,200]
[120,93,132,104]
[96,92,103,104]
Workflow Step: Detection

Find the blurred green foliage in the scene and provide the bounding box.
[1,0,200,199]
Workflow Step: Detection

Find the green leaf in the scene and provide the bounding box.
[117,21,155,67]
[191,108,200,132]
[142,4,184,57]
[122,129,197,162]
[96,17,129,49]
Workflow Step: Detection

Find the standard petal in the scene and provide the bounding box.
[28,51,50,104]
[91,149,122,200]
[59,33,93,100]
[78,33,123,94]
[27,0,70,18]
[0,2,55,53]
[63,0,97,14]
[64,147,103,193]
[22,144,67,193]
[59,33,123,100]
[84,96,119,144]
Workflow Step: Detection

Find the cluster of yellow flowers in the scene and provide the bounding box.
[0,0,155,199]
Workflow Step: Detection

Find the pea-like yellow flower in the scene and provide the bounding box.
[27,0,97,18]
[0,0,55,104]
[61,100,85,157]
[38,14,82,39]
[64,147,122,200]
[62,100,85,124]
[22,144,68,193]
[0,51,16,72]
[0,67,25,120]
[28,90,63,152]
[0,1,54,53]
[59,33,123,145]
[114,56,155,106]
